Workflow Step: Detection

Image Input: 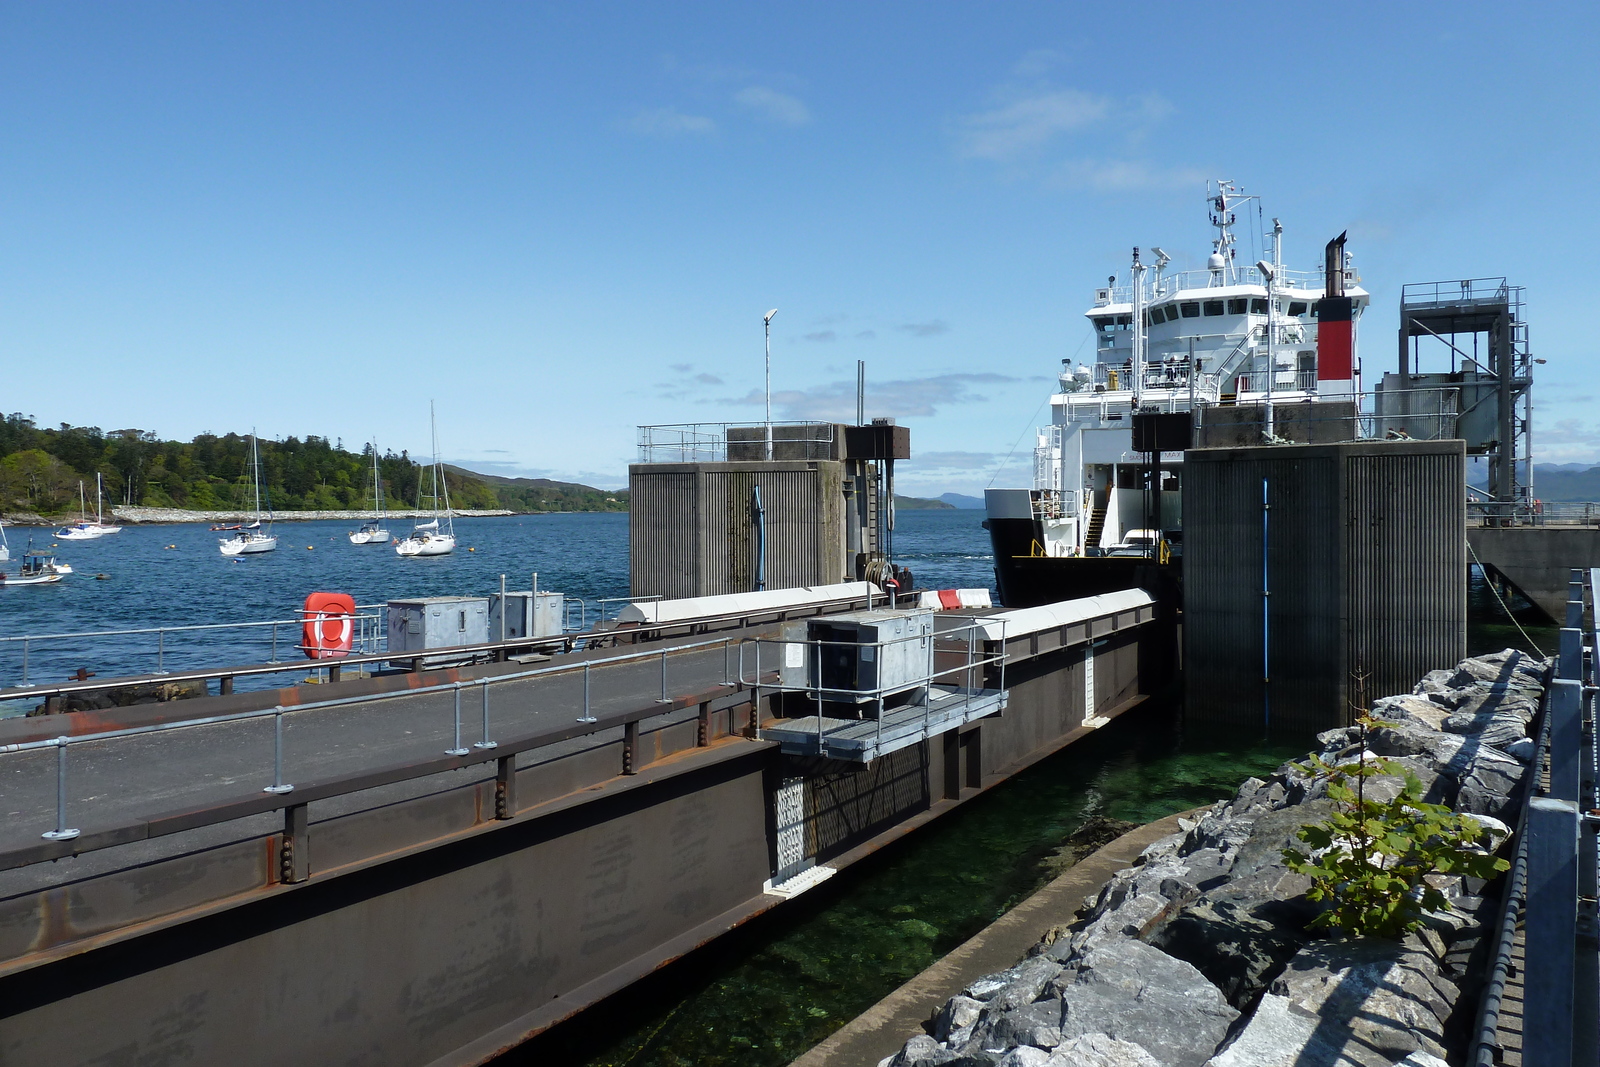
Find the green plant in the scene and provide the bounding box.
[1282,702,1509,939]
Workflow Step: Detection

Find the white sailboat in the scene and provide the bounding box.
[349,444,391,544]
[55,475,122,539]
[395,405,457,557]
[0,519,9,563]
[219,433,278,556]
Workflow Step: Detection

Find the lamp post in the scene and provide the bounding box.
[763,308,778,460]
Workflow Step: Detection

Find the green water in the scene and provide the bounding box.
[499,572,1548,1067]
[504,701,1309,1067]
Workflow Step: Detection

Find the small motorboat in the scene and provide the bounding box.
[5,545,68,585]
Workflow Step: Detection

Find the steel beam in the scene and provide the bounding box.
[1523,797,1579,1067]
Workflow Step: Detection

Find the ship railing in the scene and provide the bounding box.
[635,421,836,464]
[1468,501,1600,527]
[1401,277,1520,311]
[1094,266,1335,306]
[1031,489,1076,520]
[0,605,390,692]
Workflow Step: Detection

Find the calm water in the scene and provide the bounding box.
[0,509,993,706]
[506,699,1308,1067]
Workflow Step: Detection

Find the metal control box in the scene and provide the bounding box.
[489,590,564,641]
[780,609,934,712]
[387,596,491,656]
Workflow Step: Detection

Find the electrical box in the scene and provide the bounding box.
[489,590,564,641]
[387,596,490,658]
[780,609,935,715]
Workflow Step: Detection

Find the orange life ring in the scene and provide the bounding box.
[302,591,356,660]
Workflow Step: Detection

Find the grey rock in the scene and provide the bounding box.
[1455,746,1526,817]
[1045,1033,1163,1067]
[1068,863,1194,955]
[1205,939,1456,1067]
[1410,669,1459,700]
[1150,896,1311,1009]
[1394,1052,1450,1067]
[892,1034,956,1066]
[1503,737,1535,763]
[1316,726,1357,749]
[994,1048,1052,1067]
[965,969,1019,1001]
[1368,724,1466,772]
[972,999,1064,1052]
[987,955,1065,1013]
[1374,694,1452,731]
[935,995,985,1042]
[1181,803,1260,855]
[1052,940,1239,1067]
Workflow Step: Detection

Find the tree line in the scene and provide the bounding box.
[0,414,626,516]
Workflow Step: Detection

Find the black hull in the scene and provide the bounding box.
[987,515,1181,609]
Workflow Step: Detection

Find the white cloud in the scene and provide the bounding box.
[956,89,1110,161]
[1053,159,1209,192]
[1536,417,1600,464]
[734,86,811,126]
[624,107,716,137]
[719,372,1017,421]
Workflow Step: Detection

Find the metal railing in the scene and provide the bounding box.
[0,606,389,689]
[1401,277,1520,312]
[1468,501,1600,527]
[6,630,760,860]
[735,615,1008,755]
[636,421,836,464]
[1093,266,1334,306]
[1472,566,1599,1066]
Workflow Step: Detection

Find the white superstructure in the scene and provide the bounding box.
[1027,181,1369,558]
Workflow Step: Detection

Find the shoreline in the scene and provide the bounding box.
[0,507,629,526]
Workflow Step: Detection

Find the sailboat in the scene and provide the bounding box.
[55,475,123,539]
[219,433,278,556]
[349,444,391,544]
[0,518,9,562]
[395,405,457,557]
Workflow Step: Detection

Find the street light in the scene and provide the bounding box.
[764,308,778,460]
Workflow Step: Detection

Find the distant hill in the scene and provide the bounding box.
[939,493,985,509]
[444,466,627,513]
[1531,464,1600,501]
[894,495,955,510]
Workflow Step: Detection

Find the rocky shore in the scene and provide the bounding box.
[113,507,513,523]
[881,648,1543,1067]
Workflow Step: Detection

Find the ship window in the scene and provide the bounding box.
[1179,302,1200,318]
[1116,315,1131,328]
[1288,301,1308,317]
[1227,298,1247,314]
[1093,316,1114,332]
[1151,306,1167,323]
[1202,300,1225,316]
[1250,298,1268,314]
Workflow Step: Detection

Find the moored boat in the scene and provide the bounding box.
[395,405,457,557]
[220,433,278,556]
[349,443,391,544]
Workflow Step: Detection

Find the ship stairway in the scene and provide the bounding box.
[1085,499,1108,547]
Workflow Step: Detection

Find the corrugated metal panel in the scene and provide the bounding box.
[1185,440,1465,733]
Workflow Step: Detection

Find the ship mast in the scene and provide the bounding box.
[1129,248,1146,408]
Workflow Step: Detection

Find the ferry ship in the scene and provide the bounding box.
[985,180,1369,607]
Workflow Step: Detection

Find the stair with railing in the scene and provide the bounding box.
[1085,499,1108,548]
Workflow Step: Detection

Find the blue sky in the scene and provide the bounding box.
[3,2,1596,494]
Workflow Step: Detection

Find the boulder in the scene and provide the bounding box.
[1502,738,1535,763]
[1045,1033,1163,1066]
[995,1048,1051,1067]
[1367,724,1466,774]
[1149,896,1310,1009]
[935,995,985,1042]
[1064,863,1195,957]
[969,999,1064,1053]
[1373,694,1452,731]
[891,1034,957,1066]
[1454,747,1526,818]
[986,955,1064,1013]
[1204,940,1457,1067]
[1052,940,1239,1067]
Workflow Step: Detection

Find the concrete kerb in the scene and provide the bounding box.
[788,807,1205,1067]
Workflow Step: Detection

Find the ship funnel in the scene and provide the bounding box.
[1315,231,1354,395]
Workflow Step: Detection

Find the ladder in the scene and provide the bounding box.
[1085,499,1108,548]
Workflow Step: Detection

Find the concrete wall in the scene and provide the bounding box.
[1185,439,1466,732]
[629,460,847,599]
[1466,526,1600,623]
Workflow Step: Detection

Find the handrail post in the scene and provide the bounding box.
[270,623,279,663]
[40,737,80,841]
[21,638,28,687]
[156,629,166,675]
[657,648,671,704]
[263,707,294,794]
[446,682,469,755]
[1524,797,1579,1067]
[577,663,596,723]
[474,679,497,750]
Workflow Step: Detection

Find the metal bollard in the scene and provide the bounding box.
[657,649,672,704]
[577,663,596,724]
[263,708,294,794]
[446,682,469,756]
[41,737,80,841]
[474,679,497,750]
